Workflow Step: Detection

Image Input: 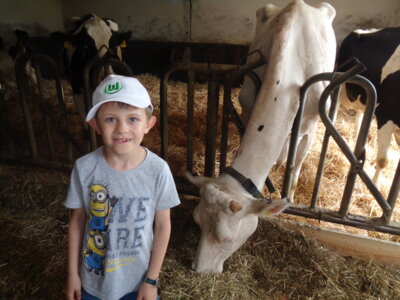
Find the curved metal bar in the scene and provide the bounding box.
[281,72,336,199]
[310,86,340,208]
[318,73,392,215]
[30,53,75,161]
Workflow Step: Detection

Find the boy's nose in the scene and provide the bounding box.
[116,121,129,133]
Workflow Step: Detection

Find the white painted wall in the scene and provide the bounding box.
[0,0,399,46]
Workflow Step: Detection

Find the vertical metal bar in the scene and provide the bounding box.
[204,73,220,177]
[32,58,55,160]
[51,58,74,163]
[160,64,184,161]
[83,57,97,151]
[15,55,37,157]
[160,70,171,161]
[186,70,195,172]
[310,87,340,208]
[281,74,332,199]
[220,77,232,172]
[339,77,376,217]
[382,158,400,223]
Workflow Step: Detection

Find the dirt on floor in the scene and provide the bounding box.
[1,164,399,300]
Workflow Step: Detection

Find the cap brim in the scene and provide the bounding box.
[85,98,153,122]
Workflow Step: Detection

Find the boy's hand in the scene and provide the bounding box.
[66,273,82,300]
[137,282,158,300]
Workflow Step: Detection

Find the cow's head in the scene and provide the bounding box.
[51,14,132,75]
[186,173,288,273]
[67,14,131,60]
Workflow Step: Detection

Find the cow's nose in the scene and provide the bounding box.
[192,261,223,274]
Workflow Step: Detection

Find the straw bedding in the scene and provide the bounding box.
[0,73,399,299]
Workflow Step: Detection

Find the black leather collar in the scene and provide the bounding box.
[224,166,271,203]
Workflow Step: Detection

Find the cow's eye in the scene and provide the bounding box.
[223,237,233,243]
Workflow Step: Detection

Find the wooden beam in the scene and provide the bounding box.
[280,219,400,269]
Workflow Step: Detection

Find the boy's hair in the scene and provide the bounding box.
[86,74,153,122]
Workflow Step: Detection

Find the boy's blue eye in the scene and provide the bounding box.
[105,117,116,122]
[129,117,138,122]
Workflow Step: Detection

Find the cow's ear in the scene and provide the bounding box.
[184,171,213,188]
[257,4,279,24]
[317,3,336,22]
[249,198,289,216]
[115,31,132,47]
[229,200,243,213]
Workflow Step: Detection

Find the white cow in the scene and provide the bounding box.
[186,0,336,273]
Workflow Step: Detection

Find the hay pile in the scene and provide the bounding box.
[1,73,400,299]
[1,164,400,299]
[136,74,400,241]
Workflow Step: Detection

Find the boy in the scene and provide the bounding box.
[64,74,180,300]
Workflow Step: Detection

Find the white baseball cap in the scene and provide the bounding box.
[86,74,153,121]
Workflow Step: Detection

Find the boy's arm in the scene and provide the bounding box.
[66,207,86,300]
[138,209,171,300]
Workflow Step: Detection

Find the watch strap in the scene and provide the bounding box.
[144,277,159,287]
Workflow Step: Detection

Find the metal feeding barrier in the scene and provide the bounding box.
[161,52,400,235]
[3,44,399,235]
[8,52,82,169]
[1,49,132,169]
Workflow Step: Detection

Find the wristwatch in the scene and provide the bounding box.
[143,276,159,288]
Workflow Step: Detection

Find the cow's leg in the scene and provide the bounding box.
[354,111,364,138]
[238,76,257,126]
[372,121,397,186]
[394,128,400,146]
[274,135,290,170]
[289,125,318,200]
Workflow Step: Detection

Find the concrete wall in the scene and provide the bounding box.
[59,0,400,45]
[0,0,63,43]
[0,0,399,46]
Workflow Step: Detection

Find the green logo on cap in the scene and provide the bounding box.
[104,82,122,94]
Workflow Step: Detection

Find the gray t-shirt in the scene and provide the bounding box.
[64,147,180,300]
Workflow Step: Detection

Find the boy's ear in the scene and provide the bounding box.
[88,118,101,134]
[145,116,157,134]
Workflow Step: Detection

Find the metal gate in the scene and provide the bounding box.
[2,48,399,235]
[160,51,400,236]
[0,50,132,170]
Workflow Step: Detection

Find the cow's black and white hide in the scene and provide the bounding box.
[337,27,400,186]
[51,13,132,121]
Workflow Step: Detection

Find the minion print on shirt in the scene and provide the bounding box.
[83,230,107,275]
[89,184,118,231]
[83,184,118,274]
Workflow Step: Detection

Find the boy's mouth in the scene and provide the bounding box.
[113,138,132,144]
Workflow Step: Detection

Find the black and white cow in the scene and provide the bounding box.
[337,27,400,186]
[0,35,17,89]
[0,30,42,91]
[51,14,132,121]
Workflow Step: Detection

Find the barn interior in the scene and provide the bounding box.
[1,0,400,299]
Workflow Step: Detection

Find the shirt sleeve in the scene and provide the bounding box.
[155,162,181,211]
[63,164,85,209]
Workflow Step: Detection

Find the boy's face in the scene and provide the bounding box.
[88,102,156,156]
